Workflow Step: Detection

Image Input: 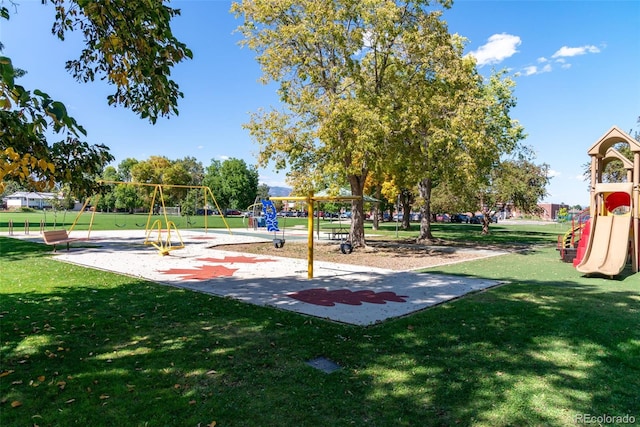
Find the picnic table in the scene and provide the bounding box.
[325,227,349,241]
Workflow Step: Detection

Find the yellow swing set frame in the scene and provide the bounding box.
[72,182,231,256]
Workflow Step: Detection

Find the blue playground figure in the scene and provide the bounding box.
[261,199,285,248]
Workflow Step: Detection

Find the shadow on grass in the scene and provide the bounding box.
[1,238,639,426]
[376,222,562,247]
[0,235,55,260]
[361,277,640,425]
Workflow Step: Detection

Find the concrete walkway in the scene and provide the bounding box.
[10,229,506,326]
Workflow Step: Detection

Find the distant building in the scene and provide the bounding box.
[3,192,58,209]
[537,203,570,221]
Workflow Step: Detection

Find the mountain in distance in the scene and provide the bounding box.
[268,186,292,197]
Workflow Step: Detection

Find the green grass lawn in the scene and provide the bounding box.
[0,210,249,232]
[1,222,639,426]
[0,210,569,241]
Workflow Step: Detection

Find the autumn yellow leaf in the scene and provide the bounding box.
[0,370,14,378]
[11,400,22,408]
[37,375,46,382]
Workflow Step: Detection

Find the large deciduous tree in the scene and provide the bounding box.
[50,0,192,123]
[233,0,457,247]
[394,52,525,241]
[1,1,191,197]
[470,150,549,234]
[0,50,112,197]
[203,158,259,212]
[493,155,550,215]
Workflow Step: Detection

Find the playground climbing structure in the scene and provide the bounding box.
[573,126,640,276]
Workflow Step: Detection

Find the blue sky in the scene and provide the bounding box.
[2,0,639,206]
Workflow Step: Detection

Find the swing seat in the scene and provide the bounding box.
[145,220,185,255]
[273,238,285,248]
[340,242,353,254]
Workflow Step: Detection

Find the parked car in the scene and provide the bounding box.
[224,209,242,216]
[322,212,339,219]
[196,208,217,215]
[470,214,498,224]
[436,214,450,223]
[451,213,469,223]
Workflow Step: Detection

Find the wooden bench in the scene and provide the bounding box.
[42,229,86,252]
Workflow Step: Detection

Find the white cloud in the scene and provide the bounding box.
[552,45,600,58]
[218,155,230,160]
[547,169,562,178]
[520,44,598,76]
[468,33,521,67]
[521,63,552,76]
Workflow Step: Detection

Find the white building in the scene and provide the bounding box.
[3,192,59,209]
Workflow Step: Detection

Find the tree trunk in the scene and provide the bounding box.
[478,194,491,235]
[372,187,382,231]
[417,177,435,242]
[348,174,367,248]
[402,202,411,229]
[481,206,491,235]
[399,190,413,230]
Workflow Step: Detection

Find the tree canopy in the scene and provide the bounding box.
[233,0,460,246]
[96,155,259,214]
[233,0,535,245]
[203,158,259,211]
[0,1,191,197]
[0,51,113,197]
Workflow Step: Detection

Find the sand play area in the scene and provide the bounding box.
[11,228,507,326]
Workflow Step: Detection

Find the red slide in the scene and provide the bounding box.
[573,218,591,267]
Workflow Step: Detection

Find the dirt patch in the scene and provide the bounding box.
[213,239,508,271]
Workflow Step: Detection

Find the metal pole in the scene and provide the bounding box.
[307,193,314,279]
[395,194,400,238]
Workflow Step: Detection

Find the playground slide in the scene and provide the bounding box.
[576,215,631,276]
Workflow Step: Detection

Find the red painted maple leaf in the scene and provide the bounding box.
[197,256,276,264]
[159,264,238,280]
[288,288,408,307]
